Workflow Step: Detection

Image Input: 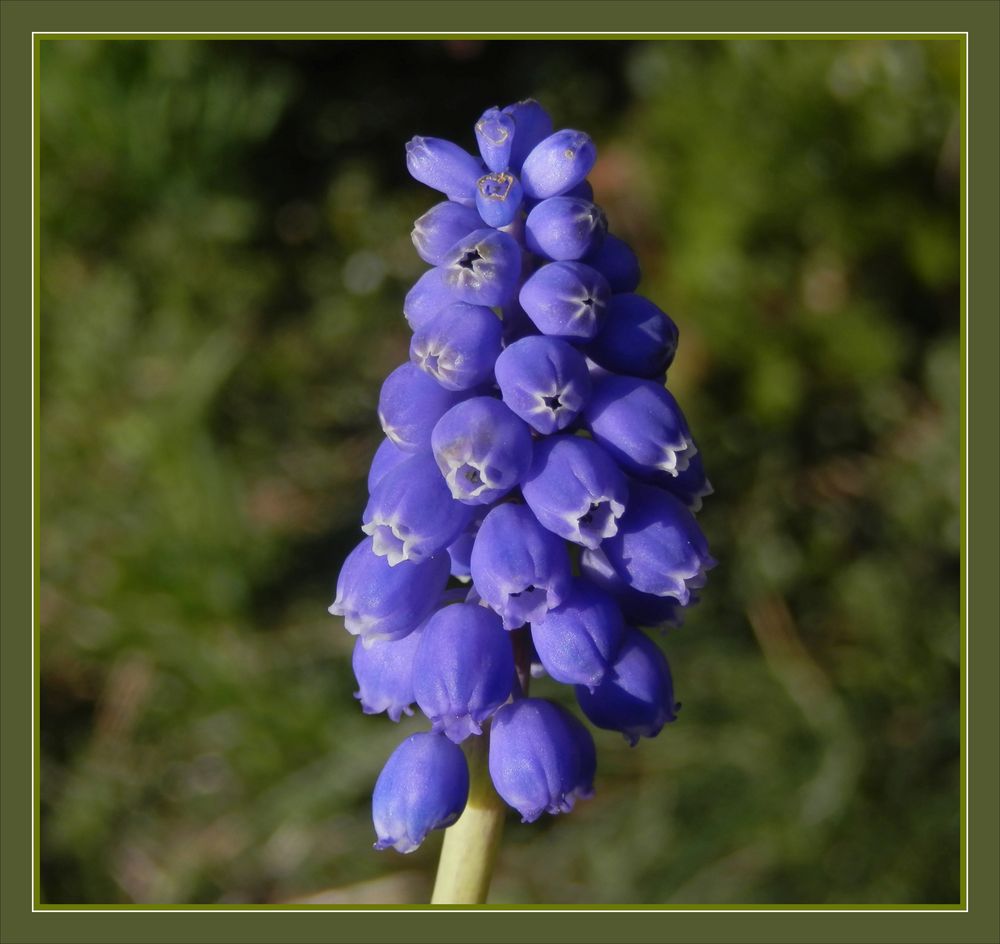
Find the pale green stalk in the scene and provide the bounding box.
[430,727,506,904]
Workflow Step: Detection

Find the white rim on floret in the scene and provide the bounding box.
[530,383,584,425]
[656,435,697,477]
[500,583,563,631]
[327,599,384,645]
[688,477,715,514]
[378,411,413,452]
[563,494,626,548]
[652,554,718,606]
[445,238,504,295]
[410,213,433,257]
[413,341,463,390]
[530,282,604,336]
[566,286,605,334]
[362,515,419,567]
[442,454,498,501]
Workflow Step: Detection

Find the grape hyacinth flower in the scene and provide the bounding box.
[586,293,679,379]
[470,502,571,630]
[363,452,474,565]
[431,397,533,505]
[655,448,715,513]
[583,234,641,293]
[366,436,408,494]
[411,201,483,266]
[518,260,611,340]
[488,698,595,822]
[494,336,591,434]
[584,373,697,478]
[521,434,628,548]
[412,602,515,742]
[410,301,504,391]
[327,101,715,902]
[525,195,607,261]
[576,628,680,745]
[377,362,465,453]
[373,732,470,853]
[352,625,424,721]
[441,228,522,307]
[329,537,449,644]
[602,481,717,605]
[530,578,625,690]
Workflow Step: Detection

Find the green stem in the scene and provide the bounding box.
[430,727,507,904]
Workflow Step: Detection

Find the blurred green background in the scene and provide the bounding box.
[38,38,961,906]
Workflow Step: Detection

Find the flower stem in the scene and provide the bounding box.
[430,727,507,904]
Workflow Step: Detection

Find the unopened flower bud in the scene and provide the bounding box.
[475,106,516,173]
[525,196,607,261]
[530,578,625,690]
[520,129,597,200]
[583,233,641,293]
[502,99,554,172]
[403,267,452,332]
[405,136,483,205]
[475,172,524,229]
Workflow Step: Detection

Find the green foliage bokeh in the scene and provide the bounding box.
[39,38,961,905]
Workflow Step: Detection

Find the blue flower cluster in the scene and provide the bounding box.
[329,100,716,855]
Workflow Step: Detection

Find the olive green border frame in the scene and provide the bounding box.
[3,1,997,942]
